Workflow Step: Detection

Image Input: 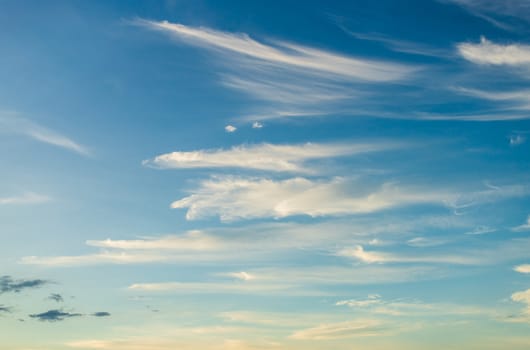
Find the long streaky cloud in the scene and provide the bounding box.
[336,245,478,265]
[458,36,530,66]
[135,19,416,82]
[170,177,451,221]
[171,177,528,221]
[144,142,402,173]
[0,115,90,156]
[0,192,50,205]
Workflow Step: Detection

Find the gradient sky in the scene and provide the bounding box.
[1,0,530,349]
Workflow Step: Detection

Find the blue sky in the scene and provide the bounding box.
[1,0,530,349]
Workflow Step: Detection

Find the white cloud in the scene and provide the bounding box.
[172,177,529,221]
[511,289,530,314]
[0,114,90,156]
[220,272,256,281]
[127,281,306,295]
[510,134,526,146]
[336,295,499,318]
[135,20,415,82]
[134,19,417,122]
[464,226,496,235]
[512,215,530,231]
[457,36,530,66]
[447,0,530,27]
[143,142,401,173]
[514,264,530,273]
[225,125,237,133]
[406,237,447,247]
[171,177,454,221]
[0,192,50,205]
[252,122,263,129]
[336,245,479,265]
[289,320,386,340]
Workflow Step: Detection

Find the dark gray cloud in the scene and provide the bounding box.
[92,312,111,317]
[0,305,12,313]
[48,293,63,302]
[0,276,48,294]
[29,309,82,322]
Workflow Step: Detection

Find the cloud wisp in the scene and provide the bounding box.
[0,115,90,156]
[144,142,403,173]
[135,19,415,82]
[171,177,528,221]
[0,192,50,205]
[134,19,418,123]
[289,319,387,340]
[512,215,530,231]
[336,245,478,265]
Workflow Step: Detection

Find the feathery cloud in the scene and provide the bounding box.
[134,19,417,122]
[512,215,530,231]
[144,142,401,173]
[171,177,452,221]
[336,245,478,265]
[0,192,50,205]
[290,320,386,339]
[135,20,415,82]
[171,177,529,221]
[0,115,90,156]
[447,0,530,27]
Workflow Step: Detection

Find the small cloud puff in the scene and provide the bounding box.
[225,125,237,133]
[252,121,263,129]
[510,134,526,146]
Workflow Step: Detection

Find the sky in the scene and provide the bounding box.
[1,0,530,349]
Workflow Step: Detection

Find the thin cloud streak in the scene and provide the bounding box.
[143,142,404,173]
[134,19,416,82]
[0,192,50,205]
[0,115,90,156]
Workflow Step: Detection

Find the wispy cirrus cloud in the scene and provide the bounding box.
[171,176,529,221]
[336,294,500,318]
[336,245,478,265]
[143,142,403,173]
[170,177,453,221]
[134,19,417,123]
[134,19,415,82]
[289,319,388,340]
[0,115,90,156]
[446,0,530,28]
[0,192,50,205]
[512,215,530,231]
